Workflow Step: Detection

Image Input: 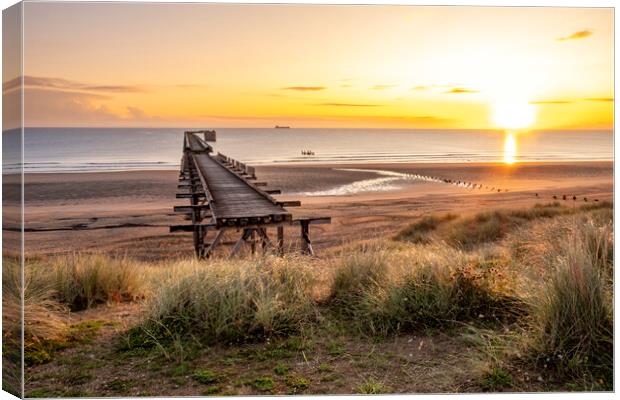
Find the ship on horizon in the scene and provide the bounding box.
[274,125,290,129]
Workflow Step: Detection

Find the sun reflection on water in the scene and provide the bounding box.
[504,131,517,164]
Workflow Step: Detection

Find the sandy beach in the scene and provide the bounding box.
[9,161,612,260]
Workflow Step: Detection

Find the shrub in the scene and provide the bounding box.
[529,219,613,388]
[131,256,317,347]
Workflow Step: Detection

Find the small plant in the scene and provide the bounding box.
[318,363,333,373]
[481,368,513,391]
[285,374,310,393]
[327,341,346,356]
[171,362,190,376]
[106,378,134,392]
[357,378,387,394]
[61,370,94,385]
[202,386,221,395]
[273,363,290,376]
[252,377,275,392]
[193,369,220,385]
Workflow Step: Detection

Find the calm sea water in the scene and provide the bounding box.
[2,127,613,173]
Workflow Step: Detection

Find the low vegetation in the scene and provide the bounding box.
[15,201,613,394]
[125,256,317,350]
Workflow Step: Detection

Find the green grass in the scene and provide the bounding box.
[252,377,275,392]
[193,369,221,385]
[285,374,310,393]
[106,378,135,392]
[273,363,290,376]
[357,378,388,394]
[481,368,513,391]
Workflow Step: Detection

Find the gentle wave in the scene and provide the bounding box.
[297,168,444,196]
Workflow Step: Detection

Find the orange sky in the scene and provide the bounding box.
[8,3,615,129]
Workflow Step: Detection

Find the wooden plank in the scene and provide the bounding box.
[278,201,301,207]
[170,223,216,232]
[294,217,331,225]
[173,205,211,212]
[176,193,206,199]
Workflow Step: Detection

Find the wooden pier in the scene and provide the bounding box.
[171,131,330,258]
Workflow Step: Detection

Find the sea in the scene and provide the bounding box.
[1,128,613,174]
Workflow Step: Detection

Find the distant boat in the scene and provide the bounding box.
[275,125,290,129]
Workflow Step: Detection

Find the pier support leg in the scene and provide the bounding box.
[203,229,225,258]
[277,226,284,255]
[300,220,314,256]
[231,229,251,257]
[257,228,272,252]
[250,229,257,254]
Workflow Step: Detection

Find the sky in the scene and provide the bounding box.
[7,3,615,129]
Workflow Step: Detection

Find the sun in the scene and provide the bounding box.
[492,100,537,130]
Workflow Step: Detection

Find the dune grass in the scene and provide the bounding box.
[328,243,521,337]
[3,256,70,366]
[397,202,611,251]
[527,211,613,388]
[17,202,613,391]
[48,253,147,311]
[394,213,457,244]
[125,255,318,350]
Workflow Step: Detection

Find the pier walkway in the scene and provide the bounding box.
[171,131,330,257]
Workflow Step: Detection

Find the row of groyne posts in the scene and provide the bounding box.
[170,130,331,258]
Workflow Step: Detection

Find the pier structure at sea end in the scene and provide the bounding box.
[170,130,330,258]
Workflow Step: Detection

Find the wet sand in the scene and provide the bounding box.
[7,161,613,260]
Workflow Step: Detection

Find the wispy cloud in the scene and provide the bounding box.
[282,86,326,91]
[411,85,430,91]
[557,29,593,41]
[583,97,613,102]
[530,97,613,105]
[444,87,478,94]
[4,76,205,95]
[23,76,147,93]
[371,84,396,90]
[313,102,382,107]
[530,100,574,104]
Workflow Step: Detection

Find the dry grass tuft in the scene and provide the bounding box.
[328,243,521,336]
[126,255,318,349]
[395,213,457,243]
[528,212,613,388]
[48,253,147,311]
